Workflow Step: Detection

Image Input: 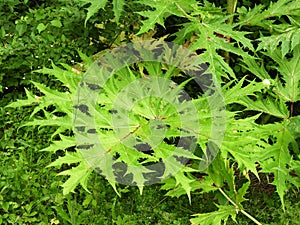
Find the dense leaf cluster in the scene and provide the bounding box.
[2,0,300,224]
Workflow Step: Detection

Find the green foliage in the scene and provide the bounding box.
[3,0,300,224]
[191,205,237,225]
[79,0,126,25]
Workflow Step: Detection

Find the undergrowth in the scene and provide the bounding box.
[3,0,300,224]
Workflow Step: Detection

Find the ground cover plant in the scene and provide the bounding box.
[1,0,300,224]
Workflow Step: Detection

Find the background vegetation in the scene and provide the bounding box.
[1,0,300,224]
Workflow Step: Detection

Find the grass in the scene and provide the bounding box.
[1,127,300,225]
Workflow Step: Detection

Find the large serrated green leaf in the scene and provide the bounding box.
[136,0,186,35]
[258,27,300,57]
[5,88,40,108]
[41,135,76,152]
[241,57,271,81]
[34,63,82,93]
[58,161,93,195]
[21,115,72,130]
[223,77,264,105]
[264,46,300,102]
[191,205,237,225]
[32,81,72,102]
[161,175,217,198]
[113,0,125,24]
[239,95,289,119]
[260,122,296,208]
[81,0,108,26]
[47,152,83,168]
[239,0,300,27]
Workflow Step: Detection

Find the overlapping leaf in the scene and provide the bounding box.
[136,0,198,35]
[191,205,237,225]
[259,122,296,208]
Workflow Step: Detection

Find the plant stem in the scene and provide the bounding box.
[175,3,194,21]
[227,0,238,24]
[224,0,238,64]
[218,188,262,225]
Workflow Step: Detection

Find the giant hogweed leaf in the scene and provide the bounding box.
[173,171,194,203]
[191,33,235,81]
[223,77,265,105]
[136,0,198,35]
[244,46,300,102]
[241,57,271,81]
[238,0,300,27]
[258,25,300,57]
[264,46,300,102]
[237,4,265,27]
[191,205,237,225]
[80,0,126,25]
[7,96,52,122]
[80,0,108,26]
[5,88,40,108]
[191,157,251,224]
[202,20,254,52]
[191,160,250,224]
[213,37,253,57]
[191,183,249,225]
[41,135,76,152]
[160,165,199,202]
[7,82,73,121]
[30,81,73,118]
[183,13,254,52]
[124,165,151,194]
[136,1,177,35]
[32,81,72,104]
[260,122,296,208]
[239,95,289,119]
[161,175,218,198]
[189,17,254,81]
[34,63,82,93]
[208,156,235,192]
[58,161,93,195]
[47,151,83,168]
[21,115,72,130]
[222,115,265,178]
[263,0,300,18]
[76,145,120,195]
[235,182,250,207]
[113,0,125,24]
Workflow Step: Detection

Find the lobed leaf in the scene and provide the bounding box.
[191,205,237,225]
[58,161,93,195]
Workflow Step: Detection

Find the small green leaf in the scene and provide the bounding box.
[0,26,5,37]
[50,19,62,28]
[16,22,27,36]
[37,23,47,33]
